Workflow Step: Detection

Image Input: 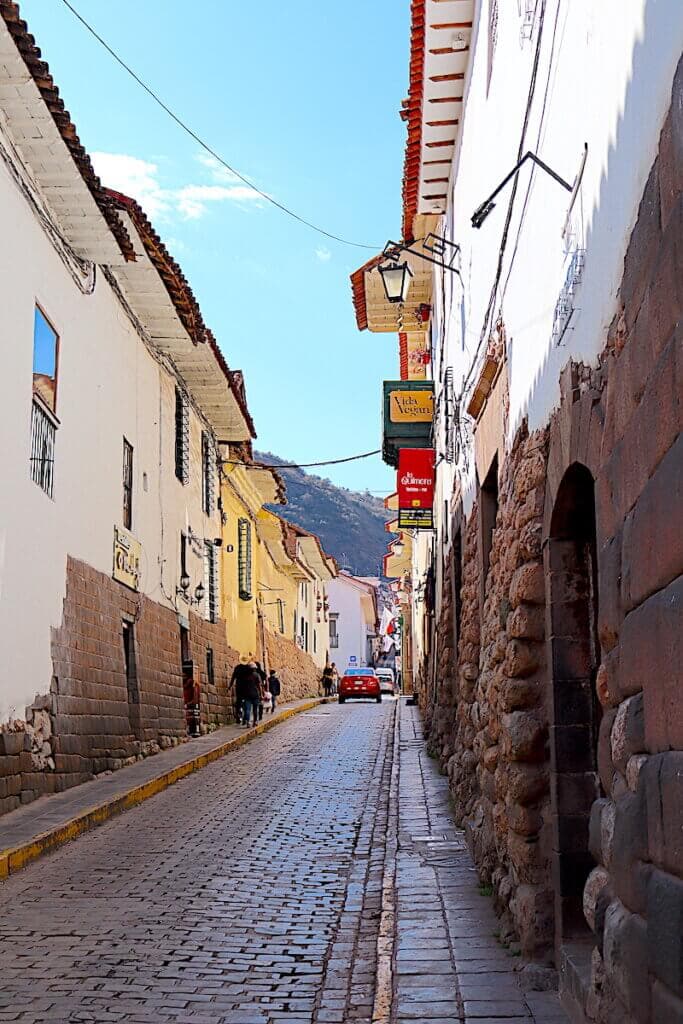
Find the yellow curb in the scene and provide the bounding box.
[0,697,329,881]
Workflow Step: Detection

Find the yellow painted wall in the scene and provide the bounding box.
[219,472,259,659]
[255,511,298,641]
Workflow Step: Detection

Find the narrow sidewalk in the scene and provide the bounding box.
[393,702,568,1024]
[0,695,326,878]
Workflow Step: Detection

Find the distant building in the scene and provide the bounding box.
[326,574,379,672]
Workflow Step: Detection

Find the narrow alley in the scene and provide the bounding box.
[0,702,566,1024]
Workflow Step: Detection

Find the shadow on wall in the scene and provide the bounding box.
[512,0,682,438]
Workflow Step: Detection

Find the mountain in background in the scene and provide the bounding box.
[256,451,390,577]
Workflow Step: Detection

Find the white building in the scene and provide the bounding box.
[326,573,379,673]
[0,8,252,811]
[351,3,683,1021]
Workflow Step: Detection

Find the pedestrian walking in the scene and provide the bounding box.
[268,668,281,713]
[330,663,339,696]
[240,661,262,727]
[322,664,334,698]
[229,655,253,724]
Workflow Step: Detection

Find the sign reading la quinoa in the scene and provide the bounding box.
[398,448,435,530]
[113,525,141,591]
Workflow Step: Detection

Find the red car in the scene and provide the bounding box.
[338,668,382,704]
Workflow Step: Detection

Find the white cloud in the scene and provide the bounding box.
[315,246,332,263]
[176,183,263,219]
[91,151,265,222]
[91,152,170,219]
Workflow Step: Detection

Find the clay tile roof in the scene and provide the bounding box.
[107,189,208,346]
[350,252,384,331]
[402,0,426,243]
[107,190,257,439]
[399,332,409,379]
[0,1,134,261]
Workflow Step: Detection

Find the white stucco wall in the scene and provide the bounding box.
[430,0,683,520]
[327,576,370,671]
[0,136,222,723]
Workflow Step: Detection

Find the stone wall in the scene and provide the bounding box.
[264,628,321,702]
[423,57,683,1024]
[0,556,240,816]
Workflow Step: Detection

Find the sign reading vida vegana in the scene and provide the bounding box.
[389,389,434,423]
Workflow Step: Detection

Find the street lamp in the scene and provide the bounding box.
[378,261,413,304]
[394,540,405,557]
[194,581,205,604]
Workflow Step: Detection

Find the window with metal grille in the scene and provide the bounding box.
[204,541,218,623]
[277,598,285,634]
[201,431,216,515]
[444,366,457,463]
[237,518,252,600]
[329,614,339,649]
[205,647,215,688]
[174,388,189,484]
[30,399,56,497]
[123,438,133,530]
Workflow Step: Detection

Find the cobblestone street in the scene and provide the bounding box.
[0,702,567,1024]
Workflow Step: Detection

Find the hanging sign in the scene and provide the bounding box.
[113,526,141,591]
[398,448,435,530]
[389,389,434,423]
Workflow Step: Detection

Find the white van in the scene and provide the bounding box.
[375,667,396,695]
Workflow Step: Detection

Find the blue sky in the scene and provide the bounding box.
[22,0,409,496]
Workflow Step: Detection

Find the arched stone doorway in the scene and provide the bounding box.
[545,462,602,952]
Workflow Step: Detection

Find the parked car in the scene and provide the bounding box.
[375,667,396,695]
[338,668,381,704]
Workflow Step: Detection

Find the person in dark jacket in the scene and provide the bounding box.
[240,662,262,727]
[268,669,281,713]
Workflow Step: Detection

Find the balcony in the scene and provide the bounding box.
[30,397,57,498]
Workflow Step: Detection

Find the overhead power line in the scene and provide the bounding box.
[59,0,380,251]
[221,449,382,470]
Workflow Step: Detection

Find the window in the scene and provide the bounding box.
[304,620,309,652]
[204,541,218,623]
[201,431,216,515]
[174,388,189,484]
[277,598,285,634]
[329,614,339,649]
[205,647,215,688]
[313,630,317,654]
[180,532,188,581]
[33,306,59,414]
[122,438,133,530]
[123,619,142,739]
[30,307,59,497]
[238,518,252,600]
[451,529,463,655]
[479,456,499,605]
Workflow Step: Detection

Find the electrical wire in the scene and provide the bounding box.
[59,0,380,251]
[221,449,382,470]
[461,0,549,402]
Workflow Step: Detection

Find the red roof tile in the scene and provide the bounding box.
[349,252,384,331]
[0,1,134,261]
[107,190,257,438]
[402,0,426,243]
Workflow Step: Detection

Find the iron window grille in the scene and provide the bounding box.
[123,438,133,530]
[201,431,216,515]
[205,646,215,688]
[204,540,219,623]
[444,366,457,463]
[174,388,190,484]
[30,397,56,498]
[277,598,285,634]
[237,518,253,601]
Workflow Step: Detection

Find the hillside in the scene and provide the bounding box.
[256,451,389,576]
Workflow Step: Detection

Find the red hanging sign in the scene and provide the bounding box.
[397,448,435,510]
